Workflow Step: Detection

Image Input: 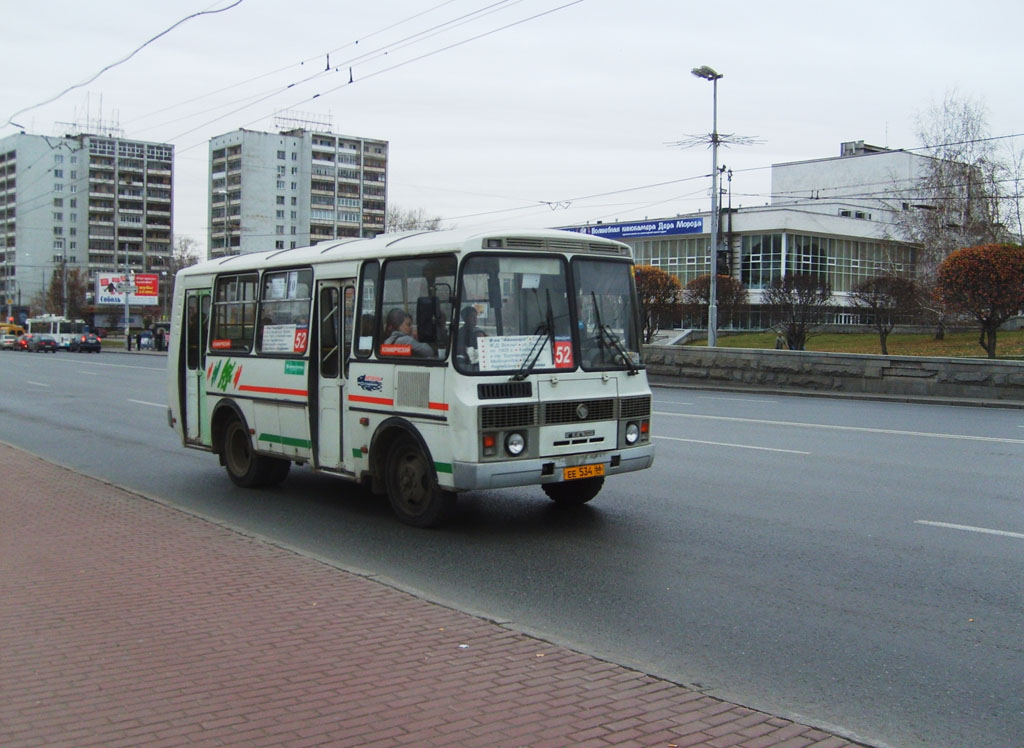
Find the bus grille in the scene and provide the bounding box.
[544,399,614,424]
[481,404,537,429]
[478,382,532,400]
[620,396,652,418]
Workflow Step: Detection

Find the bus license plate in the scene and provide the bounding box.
[563,463,605,481]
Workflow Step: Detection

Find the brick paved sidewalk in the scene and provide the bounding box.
[0,443,862,748]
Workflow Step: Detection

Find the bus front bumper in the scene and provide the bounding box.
[450,444,655,492]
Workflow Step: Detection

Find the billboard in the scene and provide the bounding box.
[96,273,159,306]
[564,217,704,240]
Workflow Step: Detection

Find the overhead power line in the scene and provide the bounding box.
[2,0,247,129]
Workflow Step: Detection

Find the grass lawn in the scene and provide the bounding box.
[688,329,1024,360]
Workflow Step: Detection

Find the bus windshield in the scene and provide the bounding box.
[455,254,572,374]
[573,258,642,372]
[455,254,641,375]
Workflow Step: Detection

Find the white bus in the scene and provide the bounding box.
[167,228,654,526]
[26,314,88,349]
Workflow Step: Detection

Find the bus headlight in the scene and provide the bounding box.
[505,431,526,456]
[625,422,640,444]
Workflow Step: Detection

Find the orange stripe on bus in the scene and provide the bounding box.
[428,402,449,411]
[348,394,394,406]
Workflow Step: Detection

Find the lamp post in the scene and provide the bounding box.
[691,64,722,347]
[123,264,133,350]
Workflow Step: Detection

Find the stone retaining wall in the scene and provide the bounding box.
[642,345,1024,402]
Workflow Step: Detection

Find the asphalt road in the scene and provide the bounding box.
[1,350,1021,748]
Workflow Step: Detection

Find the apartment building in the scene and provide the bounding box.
[208,128,388,258]
[0,131,173,319]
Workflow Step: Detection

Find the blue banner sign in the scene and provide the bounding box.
[565,217,704,240]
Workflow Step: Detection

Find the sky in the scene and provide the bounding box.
[3,0,1023,257]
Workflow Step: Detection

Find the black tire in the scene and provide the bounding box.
[260,456,291,487]
[542,476,604,506]
[222,417,291,488]
[384,436,455,528]
[223,418,261,487]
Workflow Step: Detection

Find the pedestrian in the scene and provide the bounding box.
[775,333,786,350]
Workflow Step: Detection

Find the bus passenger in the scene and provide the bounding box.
[456,305,485,360]
[383,308,434,357]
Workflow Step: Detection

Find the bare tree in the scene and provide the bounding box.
[39,267,88,319]
[171,235,202,272]
[680,274,748,330]
[762,274,832,351]
[850,276,920,355]
[633,265,681,343]
[385,206,444,233]
[891,91,1008,338]
[1002,141,1024,245]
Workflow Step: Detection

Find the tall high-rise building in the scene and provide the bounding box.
[0,131,173,320]
[208,128,388,257]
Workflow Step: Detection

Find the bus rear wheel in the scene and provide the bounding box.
[542,476,604,506]
[223,417,291,488]
[385,436,455,528]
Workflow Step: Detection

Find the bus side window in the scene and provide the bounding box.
[320,287,340,378]
[342,286,354,375]
[355,261,378,358]
[186,295,200,370]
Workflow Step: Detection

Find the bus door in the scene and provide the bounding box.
[183,290,211,445]
[315,279,355,468]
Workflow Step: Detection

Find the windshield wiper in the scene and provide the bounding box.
[511,290,556,381]
[591,291,639,375]
[510,324,549,381]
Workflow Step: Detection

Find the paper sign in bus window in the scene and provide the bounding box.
[263,324,307,354]
[477,335,552,371]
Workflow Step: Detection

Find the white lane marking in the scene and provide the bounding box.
[26,381,50,387]
[78,370,100,375]
[915,520,1024,540]
[653,411,1024,445]
[129,399,166,408]
[38,356,164,371]
[654,435,810,455]
[707,396,778,404]
[652,399,695,406]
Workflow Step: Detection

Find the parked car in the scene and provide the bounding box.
[16,333,33,351]
[1,334,16,350]
[69,333,102,353]
[28,334,58,353]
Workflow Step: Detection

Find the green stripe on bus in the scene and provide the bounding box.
[258,433,312,449]
[434,462,453,474]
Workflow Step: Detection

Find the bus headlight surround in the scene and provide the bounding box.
[505,431,526,456]
[624,422,640,445]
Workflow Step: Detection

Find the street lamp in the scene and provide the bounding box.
[691,65,722,347]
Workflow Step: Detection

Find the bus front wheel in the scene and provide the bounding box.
[542,476,604,506]
[223,418,291,488]
[384,436,455,528]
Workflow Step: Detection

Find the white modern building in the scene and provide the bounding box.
[567,141,932,326]
[208,128,388,258]
[0,131,173,323]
